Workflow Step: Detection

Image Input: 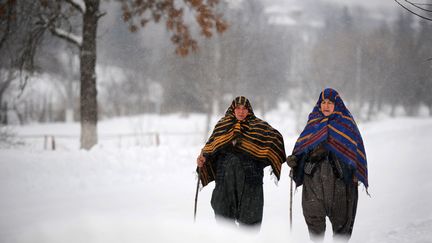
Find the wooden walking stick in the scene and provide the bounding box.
[289,169,293,232]
[194,169,200,223]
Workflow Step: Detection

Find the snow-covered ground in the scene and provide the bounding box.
[0,113,431,243]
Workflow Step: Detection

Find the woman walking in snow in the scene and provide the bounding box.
[287,88,368,242]
[196,96,286,230]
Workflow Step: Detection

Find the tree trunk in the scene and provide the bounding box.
[39,96,47,123]
[390,104,396,117]
[0,72,15,124]
[366,92,376,121]
[80,0,100,150]
[204,109,211,143]
[3,102,7,125]
[429,104,432,117]
[0,102,6,125]
[204,100,212,143]
[65,51,76,123]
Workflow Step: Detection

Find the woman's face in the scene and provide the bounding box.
[234,105,249,121]
[320,99,335,116]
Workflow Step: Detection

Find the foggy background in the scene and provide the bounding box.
[1,1,432,242]
[0,0,431,130]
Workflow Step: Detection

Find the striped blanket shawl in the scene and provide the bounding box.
[199,96,286,187]
[292,88,368,187]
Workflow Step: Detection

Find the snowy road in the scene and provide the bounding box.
[0,116,431,243]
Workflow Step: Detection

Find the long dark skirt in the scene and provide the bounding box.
[210,152,264,227]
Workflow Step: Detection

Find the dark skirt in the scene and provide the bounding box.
[210,151,264,225]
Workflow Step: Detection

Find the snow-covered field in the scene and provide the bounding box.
[1,113,431,243]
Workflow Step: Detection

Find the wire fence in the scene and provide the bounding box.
[17,132,206,150]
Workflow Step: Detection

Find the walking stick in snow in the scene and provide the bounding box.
[289,170,293,232]
[194,169,200,223]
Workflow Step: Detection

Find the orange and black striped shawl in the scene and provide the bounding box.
[198,96,286,187]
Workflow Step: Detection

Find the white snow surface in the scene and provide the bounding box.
[1,113,431,243]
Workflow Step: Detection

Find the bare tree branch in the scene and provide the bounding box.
[49,27,82,47]
[0,71,16,97]
[37,14,82,47]
[64,0,85,14]
[395,0,432,21]
[97,11,106,19]
[405,0,432,12]
[411,2,432,6]
[0,0,14,50]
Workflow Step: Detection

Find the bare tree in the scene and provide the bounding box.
[0,0,47,124]
[1,0,227,150]
[30,0,103,149]
[394,0,432,21]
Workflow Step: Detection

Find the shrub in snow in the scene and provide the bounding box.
[0,126,24,148]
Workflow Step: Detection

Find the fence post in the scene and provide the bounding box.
[44,135,48,150]
[51,135,56,150]
[155,132,160,147]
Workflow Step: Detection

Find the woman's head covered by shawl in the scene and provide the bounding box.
[225,96,255,119]
[292,88,368,187]
[314,87,351,119]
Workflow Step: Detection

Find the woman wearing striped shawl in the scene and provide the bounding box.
[287,88,368,242]
[196,96,286,229]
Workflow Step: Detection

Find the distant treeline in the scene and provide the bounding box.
[2,0,432,125]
